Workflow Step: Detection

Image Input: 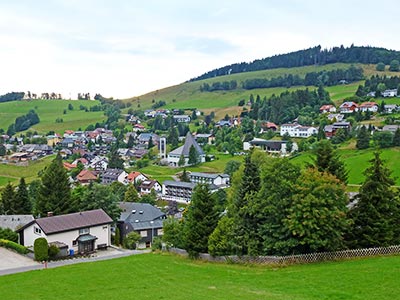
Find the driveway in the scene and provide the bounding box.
[0,248,40,271]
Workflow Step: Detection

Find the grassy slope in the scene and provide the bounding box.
[0,253,399,300]
[0,100,105,134]
[291,147,400,186]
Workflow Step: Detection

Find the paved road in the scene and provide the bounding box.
[0,247,151,276]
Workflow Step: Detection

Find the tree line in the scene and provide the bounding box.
[6,110,40,136]
[164,142,400,258]
[356,75,400,97]
[190,45,400,81]
[0,92,25,103]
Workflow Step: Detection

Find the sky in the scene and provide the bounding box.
[1,0,400,99]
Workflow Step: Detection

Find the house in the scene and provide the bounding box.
[382,89,398,97]
[63,162,77,171]
[319,104,337,114]
[280,123,318,138]
[132,149,149,159]
[384,104,398,114]
[127,171,148,184]
[327,113,344,122]
[61,137,76,148]
[17,209,113,254]
[138,133,160,145]
[367,91,376,97]
[339,101,359,114]
[162,180,196,203]
[0,215,34,231]
[324,122,352,138]
[173,115,191,123]
[382,125,400,132]
[359,102,378,112]
[194,133,215,145]
[132,124,145,132]
[46,134,61,147]
[88,156,108,171]
[167,132,206,166]
[101,168,128,185]
[189,172,230,187]
[260,122,278,132]
[77,170,98,185]
[216,120,232,127]
[117,202,166,248]
[139,180,162,195]
[244,138,298,156]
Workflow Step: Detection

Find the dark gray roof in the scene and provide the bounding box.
[130,219,164,231]
[0,215,34,231]
[169,132,204,156]
[163,180,196,189]
[118,202,166,223]
[19,209,112,234]
[189,172,229,179]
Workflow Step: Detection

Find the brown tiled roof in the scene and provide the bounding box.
[33,209,112,235]
[77,170,98,181]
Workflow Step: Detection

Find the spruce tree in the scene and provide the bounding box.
[179,168,190,182]
[356,126,370,149]
[1,182,15,214]
[392,128,400,147]
[188,145,199,165]
[313,140,348,183]
[168,126,179,149]
[347,152,400,248]
[36,154,72,216]
[108,148,124,169]
[183,184,218,258]
[124,184,140,202]
[14,178,31,214]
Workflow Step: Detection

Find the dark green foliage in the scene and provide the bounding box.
[148,136,154,149]
[1,182,15,214]
[114,227,121,246]
[208,216,235,256]
[313,140,348,183]
[34,237,49,261]
[179,169,190,182]
[0,239,28,254]
[347,152,400,248]
[14,178,31,214]
[12,110,40,133]
[151,236,163,251]
[124,231,141,249]
[183,184,218,258]
[0,228,18,242]
[127,134,135,148]
[286,168,350,253]
[376,62,385,71]
[162,217,184,248]
[200,80,238,91]
[139,189,157,205]
[188,145,199,166]
[168,126,179,149]
[124,184,139,202]
[0,144,6,156]
[36,154,72,216]
[393,128,400,147]
[108,148,124,169]
[224,160,241,176]
[389,59,400,72]
[356,126,370,149]
[0,91,25,103]
[48,244,60,260]
[372,131,393,148]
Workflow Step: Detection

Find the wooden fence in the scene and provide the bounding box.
[168,245,400,265]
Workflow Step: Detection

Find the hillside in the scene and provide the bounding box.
[127,63,398,119]
[0,253,399,300]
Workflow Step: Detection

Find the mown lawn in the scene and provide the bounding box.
[0,175,17,185]
[0,100,105,134]
[0,253,399,300]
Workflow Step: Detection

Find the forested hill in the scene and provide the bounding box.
[190,45,400,81]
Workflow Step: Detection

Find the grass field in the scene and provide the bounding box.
[0,253,399,300]
[0,175,17,185]
[0,100,105,134]
[291,147,400,186]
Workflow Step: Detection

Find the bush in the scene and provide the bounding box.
[123,231,141,249]
[0,228,18,243]
[151,236,163,251]
[0,239,29,254]
[48,244,60,259]
[34,238,49,261]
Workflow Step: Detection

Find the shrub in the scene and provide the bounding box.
[151,236,163,251]
[0,239,29,254]
[48,244,60,259]
[0,228,18,243]
[123,231,141,249]
[34,238,49,261]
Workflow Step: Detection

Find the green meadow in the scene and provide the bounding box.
[0,253,399,300]
[0,99,105,134]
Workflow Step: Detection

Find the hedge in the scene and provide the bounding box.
[34,238,49,261]
[0,239,29,254]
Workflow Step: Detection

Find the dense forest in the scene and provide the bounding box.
[356,75,400,97]
[200,66,363,91]
[0,92,25,103]
[190,45,400,81]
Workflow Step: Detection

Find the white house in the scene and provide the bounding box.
[189,172,230,187]
[243,138,298,156]
[173,115,191,123]
[280,123,318,138]
[319,104,337,114]
[17,209,112,254]
[139,180,162,195]
[382,89,398,97]
[359,102,378,112]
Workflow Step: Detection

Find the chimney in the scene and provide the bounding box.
[47,212,54,217]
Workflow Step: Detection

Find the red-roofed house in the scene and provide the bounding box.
[319,104,337,114]
[17,209,113,254]
[261,122,278,132]
[63,162,77,171]
[339,102,359,113]
[77,170,98,185]
[359,102,378,112]
[127,171,148,184]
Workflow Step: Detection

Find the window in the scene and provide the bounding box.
[157,229,163,236]
[34,226,42,235]
[79,227,90,235]
[140,230,147,237]
[72,240,77,246]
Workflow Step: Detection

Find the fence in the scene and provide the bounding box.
[168,245,400,265]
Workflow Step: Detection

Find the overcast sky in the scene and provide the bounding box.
[1,0,399,99]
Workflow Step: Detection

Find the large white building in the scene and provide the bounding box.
[280,123,318,138]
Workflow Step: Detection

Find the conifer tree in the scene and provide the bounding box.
[188,145,199,165]
[14,178,31,214]
[179,168,190,182]
[124,184,140,202]
[168,126,179,149]
[178,154,185,167]
[1,182,15,214]
[347,152,400,248]
[183,184,218,258]
[392,128,400,147]
[356,125,370,149]
[36,154,72,216]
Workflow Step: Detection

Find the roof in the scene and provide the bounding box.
[131,219,164,231]
[0,215,34,231]
[77,170,98,181]
[189,172,229,179]
[127,171,146,181]
[140,180,160,189]
[169,132,204,156]
[18,209,113,235]
[163,180,196,189]
[118,202,165,223]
